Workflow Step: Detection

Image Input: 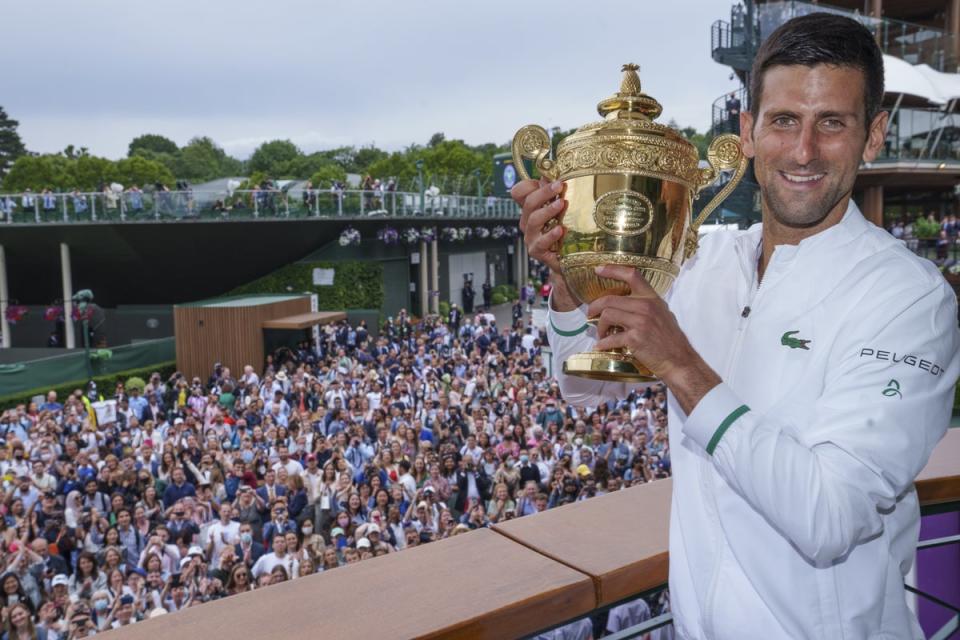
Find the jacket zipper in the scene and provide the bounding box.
[701,241,766,637]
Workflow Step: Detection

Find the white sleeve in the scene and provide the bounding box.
[682,278,960,566]
[545,292,631,407]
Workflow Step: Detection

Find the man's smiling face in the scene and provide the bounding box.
[741,64,887,230]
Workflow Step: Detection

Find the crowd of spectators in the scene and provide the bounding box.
[0,303,672,638]
[889,211,960,268]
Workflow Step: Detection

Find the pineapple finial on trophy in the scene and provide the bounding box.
[620,63,642,96]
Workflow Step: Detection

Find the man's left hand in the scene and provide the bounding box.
[587,264,721,414]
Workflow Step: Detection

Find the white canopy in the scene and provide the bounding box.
[914,64,960,103]
[883,54,946,105]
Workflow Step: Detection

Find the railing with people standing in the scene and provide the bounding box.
[0,188,520,224]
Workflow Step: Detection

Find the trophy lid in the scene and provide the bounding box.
[596,64,663,121]
[554,63,702,190]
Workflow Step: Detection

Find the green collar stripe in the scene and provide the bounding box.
[550,319,589,337]
[706,404,750,455]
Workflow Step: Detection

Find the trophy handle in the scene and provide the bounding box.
[511,125,559,182]
[685,134,748,258]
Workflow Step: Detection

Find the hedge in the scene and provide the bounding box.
[0,361,177,410]
[228,261,383,310]
[493,284,519,302]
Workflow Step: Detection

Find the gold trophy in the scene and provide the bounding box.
[513,63,747,382]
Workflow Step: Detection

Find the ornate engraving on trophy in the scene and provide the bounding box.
[593,190,653,237]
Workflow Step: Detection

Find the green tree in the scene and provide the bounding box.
[0,107,27,180]
[2,155,72,191]
[353,145,387,174]
[316,146,357,172]
[367,150,417,187]
[176,136,224,181]
[62,144,90,160]
[68,155,115,190]
[128,134,178,157]
[309,164,347,188]
[679,125,713,160]
[129,148,179,176]
[248,139,301,176]
[428,132,446,147]
[113,156,175,188]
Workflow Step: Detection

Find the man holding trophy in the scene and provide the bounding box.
[512,13,959,640]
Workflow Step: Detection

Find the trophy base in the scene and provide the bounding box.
[563,351,657,383]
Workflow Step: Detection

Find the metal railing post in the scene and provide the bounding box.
[91,195,97,222]
[359,190,365,216]
[62,196,68,222]
[253,194,259,218]
[337,192,343,216]
[314,192,320,218]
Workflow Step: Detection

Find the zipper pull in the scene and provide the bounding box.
[741,306,751,318]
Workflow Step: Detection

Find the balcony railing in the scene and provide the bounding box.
[98,430,960,640]
[874,107,960,163]
[757,1,958,71]
[0,189,520,225]
[711,86,749,137]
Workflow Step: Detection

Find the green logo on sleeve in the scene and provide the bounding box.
[781,330,811,350]
[883,379,902,399]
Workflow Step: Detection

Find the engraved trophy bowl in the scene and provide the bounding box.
[512,63,747,382]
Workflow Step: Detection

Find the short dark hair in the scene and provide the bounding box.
[750,13,884,130]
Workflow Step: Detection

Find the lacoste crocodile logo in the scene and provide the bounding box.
[781,331,811,350]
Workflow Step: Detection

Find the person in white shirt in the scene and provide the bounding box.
[251,533,298,580]
[365,382,383,411]
[240,365,260,388]
[272,445,304,477]
[205,503,240,569]
[512,15,959,639]
[396,460,417,504]
[459,434,484,463]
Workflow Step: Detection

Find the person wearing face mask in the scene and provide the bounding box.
[516,451,541,489]
[233,522,264,569]
[232,485,264,541]
[299,520,325,562]
[330,512,354,547]
[494,455,520,496]
[91,589,113,625]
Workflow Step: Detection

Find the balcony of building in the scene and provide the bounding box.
[96,430,960,640]
[0,188,520,226]
[712,1,960,76]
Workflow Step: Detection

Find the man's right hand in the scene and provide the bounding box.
[511,178,566,274]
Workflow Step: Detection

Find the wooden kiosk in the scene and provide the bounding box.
[174,294,345,380]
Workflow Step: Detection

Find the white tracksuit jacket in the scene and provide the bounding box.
[547,202,960,639]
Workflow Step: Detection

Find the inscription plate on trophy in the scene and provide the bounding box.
[593,190,653,237]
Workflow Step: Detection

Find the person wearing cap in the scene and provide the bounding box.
[105,593,138,629]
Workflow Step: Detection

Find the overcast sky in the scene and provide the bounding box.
[1,0,740,160]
